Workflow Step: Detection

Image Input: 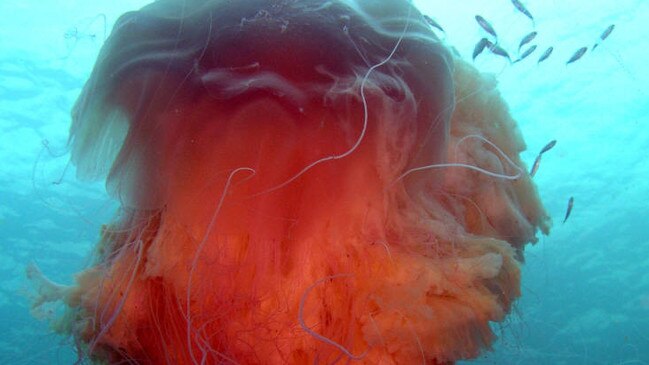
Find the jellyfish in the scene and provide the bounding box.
[29,0,550,363]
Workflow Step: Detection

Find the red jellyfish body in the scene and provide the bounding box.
[30,0,550,364]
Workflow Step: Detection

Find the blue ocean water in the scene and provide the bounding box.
[0,0,647,364]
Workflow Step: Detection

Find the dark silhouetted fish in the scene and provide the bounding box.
[593,24,615,50]
[511,0,534,22]
[566,47,588,64]
[529,139,556,176]
[514,45,537,63]
[518,31,537,52]
[563,196,574,223]
[472,38,490,61]
[486,41,512,62]
[539,139,557,154]
[530,154,542,177]
[599,24,615,41]
[423,15,445,33]
[537,46,553,64]
[475,15,497,39]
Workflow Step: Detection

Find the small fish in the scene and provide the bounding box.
[514,45,537,63]
[518,31,538,52]
[529,139,556,177]
[472,38,490,60]
[423,15,445,33]
[539,139,557,154]
[599,24,615,41]
[475,15,498,39]
[511,0,534,22]
[530,154,542,177]
[563,196,574,223]
[537,46,553,64]
[566,46,588,65]
[593,24,615,50]
[487,41,512,62]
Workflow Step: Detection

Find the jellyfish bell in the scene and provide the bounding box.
[71,0,455,209]
[30,0,550,364]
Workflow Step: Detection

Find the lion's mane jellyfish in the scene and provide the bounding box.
[30,0,550,363]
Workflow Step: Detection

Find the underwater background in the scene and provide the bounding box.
[0,0,647,364]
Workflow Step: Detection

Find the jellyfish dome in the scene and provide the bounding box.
[32,0,550,363]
